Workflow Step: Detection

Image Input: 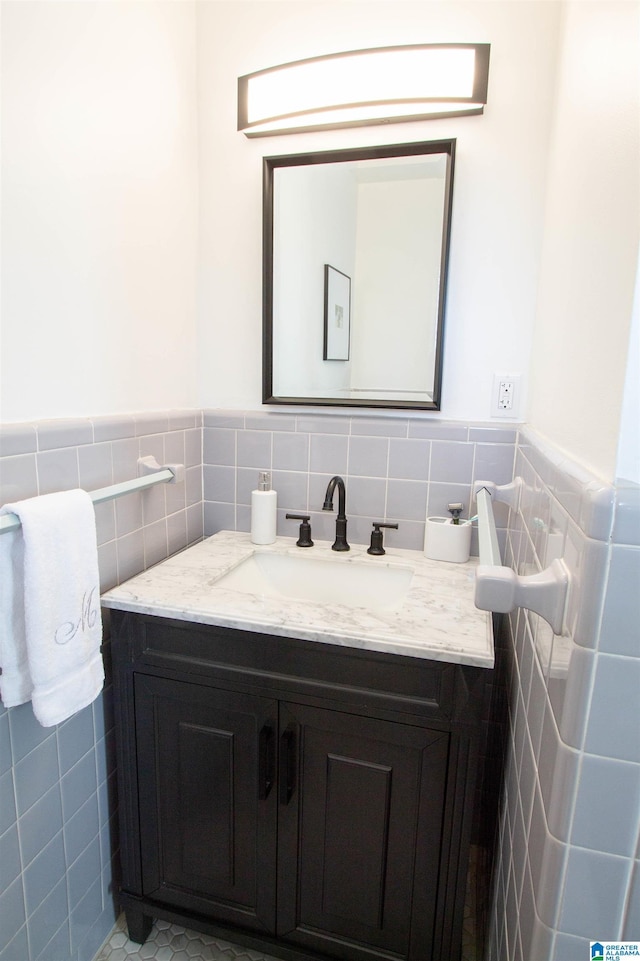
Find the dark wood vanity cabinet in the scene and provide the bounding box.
[110,611,491,961]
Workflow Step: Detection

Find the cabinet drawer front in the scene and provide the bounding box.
[117,613,457,722]
[277,703,449,961]
[134,675,277,934]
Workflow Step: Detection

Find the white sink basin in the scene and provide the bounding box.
[214,551,414,610]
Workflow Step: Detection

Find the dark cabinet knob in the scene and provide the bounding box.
[258,724,275,800]
[279,726,297,805]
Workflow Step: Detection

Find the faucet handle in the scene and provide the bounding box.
[285,513,314,548]
[367,522,399,556]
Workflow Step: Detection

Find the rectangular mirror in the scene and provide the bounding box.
[263,139,455,410]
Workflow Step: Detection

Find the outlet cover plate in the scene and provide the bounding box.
[492,373,522,418]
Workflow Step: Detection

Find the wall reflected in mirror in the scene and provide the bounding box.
[263,140,455,410]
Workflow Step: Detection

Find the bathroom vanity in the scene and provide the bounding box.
[103,532,495,961]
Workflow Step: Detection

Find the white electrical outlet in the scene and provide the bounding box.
[492,374,521,418]
[498,380,514,410]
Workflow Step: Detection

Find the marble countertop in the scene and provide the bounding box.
[101,531,494,668]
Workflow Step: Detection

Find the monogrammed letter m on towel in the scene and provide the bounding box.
[0,489,104,726]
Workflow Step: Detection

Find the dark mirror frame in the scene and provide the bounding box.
[263,139,456,410]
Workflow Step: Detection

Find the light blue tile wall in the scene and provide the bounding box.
[486,427,640,961]
[0,412,203,961]
[202,408,517,553]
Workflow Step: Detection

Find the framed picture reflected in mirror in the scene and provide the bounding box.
[323,264,351,361]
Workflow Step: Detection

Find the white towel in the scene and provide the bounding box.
[0,489,104,726]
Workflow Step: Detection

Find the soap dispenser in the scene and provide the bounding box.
[251,471,277,545]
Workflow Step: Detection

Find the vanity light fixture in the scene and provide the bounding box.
[238,43,490,137]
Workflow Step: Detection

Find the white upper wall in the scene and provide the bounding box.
[3,0,636,483]
[0,1,199,423]
[527,1,640,481]
[196,0,561,420]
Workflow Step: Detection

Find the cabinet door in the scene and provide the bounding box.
[277,703,449,961]
[134,675,278,934]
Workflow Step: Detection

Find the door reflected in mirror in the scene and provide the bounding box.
[263,140,455,410]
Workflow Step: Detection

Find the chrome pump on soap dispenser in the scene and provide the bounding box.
[251,471,277,545]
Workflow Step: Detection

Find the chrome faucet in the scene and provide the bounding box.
[322,475,350,551]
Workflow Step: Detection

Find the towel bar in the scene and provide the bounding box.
[0,457,182,537]
[473,478,570,636]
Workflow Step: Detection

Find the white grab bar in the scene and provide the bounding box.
[473,479,570,636]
